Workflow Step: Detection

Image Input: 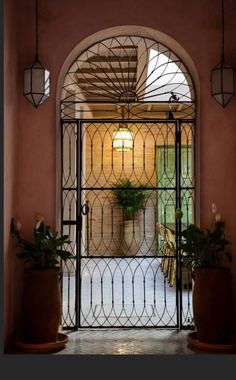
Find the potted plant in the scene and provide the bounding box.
[111,179,149,255]
[180,204,232,344]
[11,214,73,344]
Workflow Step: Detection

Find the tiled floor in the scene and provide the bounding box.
[54,328,211,355]
[9,328,236,355]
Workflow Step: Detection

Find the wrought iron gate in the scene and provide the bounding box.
[61,118,194,329]
[60,33,196,329]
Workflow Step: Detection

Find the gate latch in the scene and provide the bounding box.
[81,202,90,216]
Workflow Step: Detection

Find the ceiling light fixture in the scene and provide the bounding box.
[211,0,235,107]
[113,107,133,152]
[23,0,50,107]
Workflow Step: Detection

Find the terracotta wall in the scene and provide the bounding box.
[3,0,21,350]
[4,0,236,348]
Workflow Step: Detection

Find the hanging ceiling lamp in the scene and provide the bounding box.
[211,0,235,107]
[113,107,133,152]
[23,0,50,107]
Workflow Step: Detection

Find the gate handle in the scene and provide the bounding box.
[81,202,90,216]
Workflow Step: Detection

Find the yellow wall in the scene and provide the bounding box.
[82,122,192,256]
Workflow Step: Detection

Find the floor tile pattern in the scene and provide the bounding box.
[54,328,211,355]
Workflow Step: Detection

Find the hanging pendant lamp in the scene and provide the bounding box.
[113,127,134,152]
[23,0,50,107]
[211,0,235,107]
[113,107,133,152]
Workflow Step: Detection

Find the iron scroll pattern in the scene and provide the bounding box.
[61,120,194,328]
[60,35,195,328]
[61,35,195,121]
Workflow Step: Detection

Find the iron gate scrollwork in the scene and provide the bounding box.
[60,34,195,329]
[61,118,194,328]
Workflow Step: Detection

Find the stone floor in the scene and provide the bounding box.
[53,328,212,355]
[9,328,236,355]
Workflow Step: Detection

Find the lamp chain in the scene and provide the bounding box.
[121,105,124,120]
[221,0,225,61]
[35,0,39,59]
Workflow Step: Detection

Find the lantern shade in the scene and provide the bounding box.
[211,60,235,107]
[112,127,133,151]
[24,58,50,107]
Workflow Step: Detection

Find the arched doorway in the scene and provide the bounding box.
[60,32,196,329]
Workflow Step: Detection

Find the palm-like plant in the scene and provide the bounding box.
[111,179,149,220]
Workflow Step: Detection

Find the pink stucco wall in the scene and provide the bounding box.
[4,0,21,350]
[4,0,236,348]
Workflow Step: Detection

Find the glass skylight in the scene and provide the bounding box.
[144,48,192,102]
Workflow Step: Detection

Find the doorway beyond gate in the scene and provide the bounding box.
[61,119,194,328]
[60,33,196,329]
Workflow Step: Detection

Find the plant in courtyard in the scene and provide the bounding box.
[180,203,231,270]
[111,179,150,220]
[11,214,73,269]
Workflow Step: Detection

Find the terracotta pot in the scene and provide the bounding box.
[121,220,141,256]
[23,268,61,343]
[193,267,231,344]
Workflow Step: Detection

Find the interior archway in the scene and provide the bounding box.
[58,27,197,329]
